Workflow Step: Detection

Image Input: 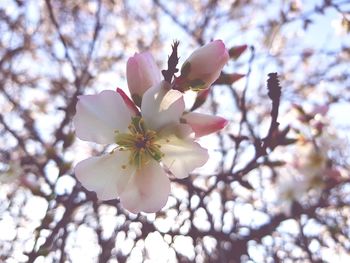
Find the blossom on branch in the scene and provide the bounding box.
[73,83,210,213]
[177,40,230,91]
[73,41,230,213]
[275,106,346,215]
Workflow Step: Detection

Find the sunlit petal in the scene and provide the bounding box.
[73,90,132,144]
[75,150,134,200]
[141,81,185,131]
[119,160,170,213]
[159,130,209,179]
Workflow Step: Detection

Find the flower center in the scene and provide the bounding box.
[115,116,164,168]
[310,152,325,166]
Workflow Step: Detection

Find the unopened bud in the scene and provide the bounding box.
[228,44,248,59]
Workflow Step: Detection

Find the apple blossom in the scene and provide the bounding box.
[73,41,231,213]
[179,40,229,91]
[73,82,210,213]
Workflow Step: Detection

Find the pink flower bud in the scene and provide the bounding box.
[182,112,228,137]
[127,52,161,106]
[180,40,229,91]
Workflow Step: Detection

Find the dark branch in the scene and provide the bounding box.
[262,72,282,150]
[161,41,180,83]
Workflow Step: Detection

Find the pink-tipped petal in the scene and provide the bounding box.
[119,160,170,213]
[73,90,132,144]
[183,112,228,137]
[127,52,161,105]
[116,88,140,116]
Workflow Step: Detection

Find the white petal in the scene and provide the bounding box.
[159,132,209,179]
[73,90,132,144]
[141,81,185,131]
[75,150,134,200]
[119,160,170,213]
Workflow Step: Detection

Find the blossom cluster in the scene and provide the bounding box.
[275,105,345,215]
[73,40,230,213]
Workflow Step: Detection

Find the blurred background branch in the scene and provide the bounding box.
[0,0,350,262]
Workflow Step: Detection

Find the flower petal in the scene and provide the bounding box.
[119,160,170,213]
[182,112,228,137]
[75,150,134,200]
[127,52,161,105]
[159,130,209,179]
[141,81,185,131]
[73,90,132,144]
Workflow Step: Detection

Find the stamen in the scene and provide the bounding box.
[115,116,164,168]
